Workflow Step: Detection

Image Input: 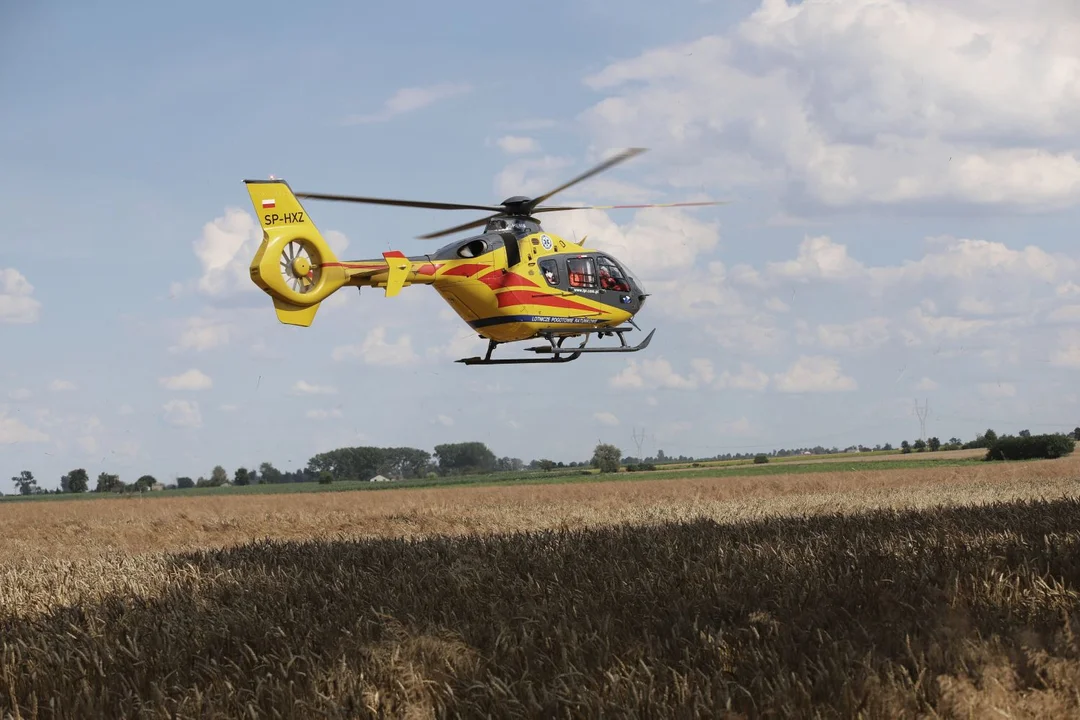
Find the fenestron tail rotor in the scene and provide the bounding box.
[290,147,731,239]
[280,241,320,294]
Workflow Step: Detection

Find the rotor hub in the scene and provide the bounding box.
[292,255,312,278]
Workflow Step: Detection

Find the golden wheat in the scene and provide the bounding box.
[2,458,1080,718]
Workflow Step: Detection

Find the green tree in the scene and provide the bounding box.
[913,439,927,452]
[928,437,941,451]
[537,459,556,472]
[12,471,37,495]
[176,476,194,489]
[133,475,156,492]
[900,440,911,453]
[210,465,228,486]
[433,442,497,475]
[95,472,122,493]
[259,462,283,484]
[62,468,89,493]
[592,443,621,473]
[234,467,251,486]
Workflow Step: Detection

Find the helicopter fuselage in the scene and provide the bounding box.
[339,226,648,343]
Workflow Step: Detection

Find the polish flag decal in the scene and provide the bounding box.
[262,198,276,209]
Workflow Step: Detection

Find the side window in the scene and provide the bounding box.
[567,257,597,289]
[597,256,631,292]
[538,258,560,287]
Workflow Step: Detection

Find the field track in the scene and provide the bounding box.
[3,453,1080,717]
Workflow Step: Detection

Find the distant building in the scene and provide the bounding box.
[369,474,391,483]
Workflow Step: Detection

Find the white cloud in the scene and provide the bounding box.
[610,357,710,390]
[773,356,857,393]
[344,83,471,124]
[192,208,262,296]
[496,135,539,154]
[594,411,620,426]
[915,377,939,391]
[579,0,1080,211]
[436,414,454,427]
[306,409,343,420]
[8,389,31,401]
[49,379,75,392]
[799,317,891,351]
[159,369,212,391]
[0,268,41,324]
[331,326,418,366]
[162,400,201,428]
[1047,305,1080,323]
[1050,329,1080,368]
[767,236,868,282]
[292,380,336,395]
[172,315,230,352]
[0,412,49,444]
[714,363,770,391]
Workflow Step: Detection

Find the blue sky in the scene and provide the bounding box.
[4,0,1080,489]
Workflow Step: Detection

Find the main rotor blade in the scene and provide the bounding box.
[416,214,499,240]
[532,199,731,213]
[528,147,648,208]
[295,191,504,213]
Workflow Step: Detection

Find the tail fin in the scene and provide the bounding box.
[244,179,347,327]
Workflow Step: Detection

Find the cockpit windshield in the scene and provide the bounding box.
[597,254,632,293]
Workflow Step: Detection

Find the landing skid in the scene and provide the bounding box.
[457,325,655,366]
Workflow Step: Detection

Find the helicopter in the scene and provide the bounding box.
[242,147,727,365]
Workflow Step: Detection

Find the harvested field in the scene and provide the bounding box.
[3,456,1080,717]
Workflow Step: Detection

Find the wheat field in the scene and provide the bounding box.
[3,456,1080,718]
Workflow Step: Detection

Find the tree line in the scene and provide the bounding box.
[7,427,1080,496]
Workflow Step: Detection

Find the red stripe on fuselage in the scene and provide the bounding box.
[477,269,539,290]
[415,262,444,276]
[496,290,599,312]
[442,263,489,278]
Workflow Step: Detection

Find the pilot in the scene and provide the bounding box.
[600,266,629,292]
[543,267,557,285]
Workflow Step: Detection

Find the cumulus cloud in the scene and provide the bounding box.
[49,380,75,392]
[171,315,230,352]
[0,268,41,324]
[0,412,49,444]
[579,0,1080,211]
[773,356,857,393]
[162,400,201,428]
[292,380,336,395]
[160,369,212,391]
[192,208,262,296]
[331,326,418,366]
[344,83,472,124]
[496,135,539,154]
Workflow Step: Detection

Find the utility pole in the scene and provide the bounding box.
[914,398,929,441]
[631,426,646,458]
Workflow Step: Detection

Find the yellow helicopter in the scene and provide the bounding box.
[243,148,727,365]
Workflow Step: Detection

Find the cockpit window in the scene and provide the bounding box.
[457,239,489,258]
[567,257,597,289]
[597,255,631,292]
[539,258,560,287]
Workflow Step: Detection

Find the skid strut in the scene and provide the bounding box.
[456,326,655,366]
